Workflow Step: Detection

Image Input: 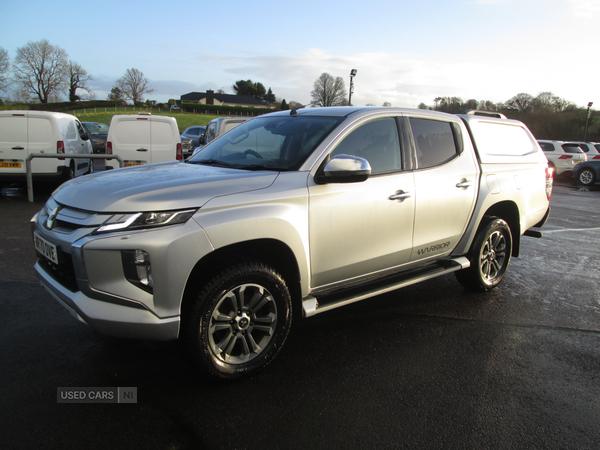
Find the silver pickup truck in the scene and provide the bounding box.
[31,107,553,380]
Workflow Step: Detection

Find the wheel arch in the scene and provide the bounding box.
[181,239,303,328]
[481,201,521,257]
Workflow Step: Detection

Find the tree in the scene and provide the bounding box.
[280,99,289,110]
[13,39,68,103]
[0,47,10,94]
[265,87,276,104]
[505,93,535,113]
[67,61,93,102]
[107,86,125,104]
[116,68,154,105]
[463,99,479,111]
[533,91,572,113]
[232,80,272,101]
[310,73,347,107]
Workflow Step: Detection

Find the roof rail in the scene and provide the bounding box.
[462,110,507,119]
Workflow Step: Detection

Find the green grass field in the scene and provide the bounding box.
[68,109,221,133]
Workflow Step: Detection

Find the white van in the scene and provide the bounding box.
[0,110,93,181]
[105,113,182,169]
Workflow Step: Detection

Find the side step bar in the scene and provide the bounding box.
[302,256,470,318]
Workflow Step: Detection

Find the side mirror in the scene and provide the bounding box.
[316,154,371,184]
[199,135,207,145]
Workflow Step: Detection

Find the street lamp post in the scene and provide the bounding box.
[584,102,593,142]
[348,69,357,106]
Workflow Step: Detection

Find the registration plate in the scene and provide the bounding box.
[34,232,59,265]
[125,162,144,167]
[0,162,21,169]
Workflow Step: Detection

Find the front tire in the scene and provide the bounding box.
[184,261,292,380]
[577,168,596,186]
[455,217,512,292]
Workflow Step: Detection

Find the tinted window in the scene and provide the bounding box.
[76,121,87,140]
[330,118,401,174]
[539,142,554,152]
[207,123,217,140]
[410,118,457,168]
[562,144,584,154]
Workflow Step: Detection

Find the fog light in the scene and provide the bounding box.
[122,250,153,293]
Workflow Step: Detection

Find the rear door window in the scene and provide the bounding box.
[409,118,458,168]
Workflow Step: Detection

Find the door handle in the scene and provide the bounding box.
[389,190,412,202]
[136,148,149,152]
[12,146,25,150]
[456,179,473,188]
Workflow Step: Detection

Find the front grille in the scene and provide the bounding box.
[38,250,79,292]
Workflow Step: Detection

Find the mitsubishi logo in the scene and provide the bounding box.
[46,207,60,229]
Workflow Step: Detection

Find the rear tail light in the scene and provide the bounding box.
[545,166,553,200]
[593,155,600,159]
[176,143,182,161]
[106,142,113,155]
[57,141,65,160]
[558,155,572,159]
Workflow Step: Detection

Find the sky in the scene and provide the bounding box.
[1,0,598,109]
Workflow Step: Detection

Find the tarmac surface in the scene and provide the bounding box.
[1,177,599,449]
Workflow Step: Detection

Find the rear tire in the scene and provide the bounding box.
[64,162,76,181]
[183,261,292,381]
[455,217,512,292]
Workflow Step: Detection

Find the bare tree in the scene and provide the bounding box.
[116,68,154,105]
[13,39,68,103]
[505,93,535,113]
[310,73,347,107]
[67,61,93,102]
[0,47,10,94]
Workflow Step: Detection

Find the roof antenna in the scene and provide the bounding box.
[290,109,297,116]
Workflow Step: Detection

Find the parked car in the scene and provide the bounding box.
[0,110,93,181]
[572,141,600,160]
[105,113,182,169]
[180,125,206,155]
[32,107,552,380]
[537,140,587,176]
[573,160,600,185]
[191,117,251,157]
[170,105,181,111]
[81,122,109,154]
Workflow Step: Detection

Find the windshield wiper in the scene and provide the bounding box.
[241,164,289,171]
[193,159,238,168]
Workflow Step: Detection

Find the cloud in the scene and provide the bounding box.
[566,0,600,18]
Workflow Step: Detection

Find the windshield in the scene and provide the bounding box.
[83,122,110,135]
[187,115,342,170]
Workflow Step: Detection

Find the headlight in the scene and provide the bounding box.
[95,209,197,234]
